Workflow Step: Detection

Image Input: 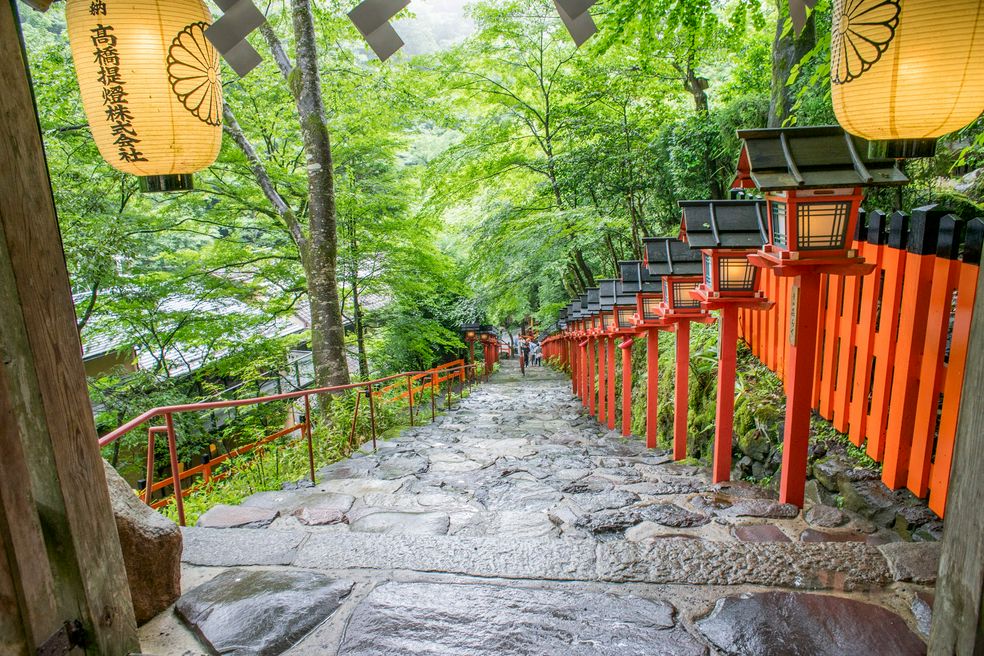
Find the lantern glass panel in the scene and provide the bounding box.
[703,254,713,287]
[642,297,662,321]
[602,312,613,330]
[672,281,701,309]
[770,201,787,248]
[719,257,756,292]
[797,201,852,250]
[617,307,635,328]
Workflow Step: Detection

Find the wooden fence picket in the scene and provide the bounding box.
[737,209,984,518]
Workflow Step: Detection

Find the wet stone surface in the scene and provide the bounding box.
[336,581,706,656]
[696,591,926,655]
[154,361,936,655]
[176,568,353,655]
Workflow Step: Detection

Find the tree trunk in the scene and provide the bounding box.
[768,0,816,128]
[350,227,369,379]
[290,0,349,387]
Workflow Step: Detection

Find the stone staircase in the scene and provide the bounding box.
[141,360,935,655]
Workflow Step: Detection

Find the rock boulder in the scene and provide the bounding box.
[102,459,181,625]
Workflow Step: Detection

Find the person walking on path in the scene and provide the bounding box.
[521,338,531,368]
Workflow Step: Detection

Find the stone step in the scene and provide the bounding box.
[181,527,891,589]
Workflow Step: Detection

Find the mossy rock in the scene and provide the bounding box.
[738,428,771,461]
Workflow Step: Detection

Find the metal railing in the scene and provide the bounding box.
[99,359,488,525]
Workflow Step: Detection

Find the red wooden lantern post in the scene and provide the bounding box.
[612,273,641,437]
[681,200,774,483]
[644,238,714,461]
[462,324,480,379]
[735,126,907,506]
[620,261,667,448]
[598,280,622,431]
[584,287,601,417]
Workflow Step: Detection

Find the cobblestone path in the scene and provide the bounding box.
[142,360,935,655]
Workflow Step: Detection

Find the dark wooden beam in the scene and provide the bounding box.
[930,259,984,653]
[20,0,55,11]
[0,1,139,653]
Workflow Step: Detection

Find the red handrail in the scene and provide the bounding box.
[106,359,486,525]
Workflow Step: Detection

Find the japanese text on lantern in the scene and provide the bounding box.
[90,19,148,164]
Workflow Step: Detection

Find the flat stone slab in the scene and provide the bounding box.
[182,528,306,566]
[349,511,450,536]
[293,533,598,581]
[336,581,706,656]
[732,525,791,543]
[196,504,279,529]
[696,591,925,655]
[879,542,941,584]
[597,541,891,589]
[176,568,353,656]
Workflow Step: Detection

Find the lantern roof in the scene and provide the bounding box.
[618,260,662,294]
[679,200,769,250]
[586,287,601,313]
[598,279,617,310]
[460,323,481,333]
[734,126,908,191]
[643,238,704,277]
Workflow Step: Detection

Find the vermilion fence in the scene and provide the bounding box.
[738,208,984,517]
[99,359,481,525]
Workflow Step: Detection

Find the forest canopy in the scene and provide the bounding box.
[20,0,984,420]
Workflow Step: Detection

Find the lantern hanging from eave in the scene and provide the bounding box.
[66,0,223,192]
[831,0,984,158]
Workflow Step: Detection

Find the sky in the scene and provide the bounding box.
[394,0,477,54]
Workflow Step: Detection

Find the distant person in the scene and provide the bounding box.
[532,341,542,366]
[521,338,531,366]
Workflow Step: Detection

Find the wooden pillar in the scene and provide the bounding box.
[606,337,617,431]
[0,2,139,652]
[619,339,633,437]
[778,274,822,507]
[673,322,690,460]
[597,337,607,423]
[646,329,659,449]
[587,338,596,416]
[712,307,739,483]
[930,262,984,654]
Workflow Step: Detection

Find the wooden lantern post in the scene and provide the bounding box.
[735,126,907,506]
[644,238,714,461]
[681,200,774,483]
[612,282,640,437]
[619,261,667,448]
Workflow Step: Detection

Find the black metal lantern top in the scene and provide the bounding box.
[586,287,601,314]
[680,200,769,250]
[618,260,662,294]
[733,126,908,191]
[643,238,704,277]
[598,279,617,311]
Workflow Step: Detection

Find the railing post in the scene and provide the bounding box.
[144,425,158,505]
[367,383,378,451]
[304,393,315,484]
[407,374,415,426]
[349,391,362,449]
[164,412,186,527]
[430,373,437,422]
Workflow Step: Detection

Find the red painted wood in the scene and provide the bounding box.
[779,274,822,508]
[834,257,863,433]
[713,307,739,484]
[598,337,607,423]
[646,329,659,449]
[587,338,596,416]
[908,255,960,497]
[929,261,981,516]
[607,337,617,431]
[674,322,690,460]
[620,339,633,437]
[866,246,906,460]
[849,242,885,445]
[883,252,937,489]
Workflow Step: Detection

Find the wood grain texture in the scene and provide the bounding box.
[0,358,59,653]
[0,2,139,652]
[929,261,984,654]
